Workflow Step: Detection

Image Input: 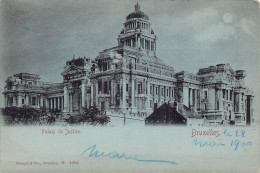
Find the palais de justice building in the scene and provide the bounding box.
[3,4,254,125]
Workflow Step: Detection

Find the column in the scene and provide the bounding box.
[143,79,146,94]
[238,93,241,112]
[63,96,65,110]
[60,97,63,110]
[208,88,215,111]
[192,89,195,106]
[63,86,68,112]
[131,77,135,108]
[69,94,73,112]
[41,95,43,107]
[153,84,155,97]
[242,93,245,113]
[50,98,52,110]
[54,97,57,110]
[226,90,229,100]
[111,80,114,104]
[17,94,22,107]
[25,95,29,105]
[95,82,98,106]
[147,79,150,108]
[48,98,50,110]
[194,89,197,111]
[81,81,86,107]
[164,86,166,100]
[158,85,161,105]
[219,89,223,111]
[60,97,62,110]
[137,36,140,49]
[121,74,126,109]
[4,96,7,107]
[154,39,156,51]
[197,90,200,110]
[57,97,60,111]
[189,88,192,107]
[135,34,138,49]
[172,88,175,101]
[183,87,189,107]
[91,83,94,106]
[86,92,89,108]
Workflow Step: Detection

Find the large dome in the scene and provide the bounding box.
[126,3,149,20]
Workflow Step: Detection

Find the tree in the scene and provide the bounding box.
[80,106,110,125]
[1,105,47,125]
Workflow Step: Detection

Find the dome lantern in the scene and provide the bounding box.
[126,3,149,21]
[135,2,140,11]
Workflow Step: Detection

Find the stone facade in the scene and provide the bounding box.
[175,64,254,125]
[2,3,254,125]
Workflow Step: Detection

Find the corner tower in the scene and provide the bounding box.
[117,3,157,56]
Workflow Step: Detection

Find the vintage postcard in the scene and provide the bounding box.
[0,0,259,172]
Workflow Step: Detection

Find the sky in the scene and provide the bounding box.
[0,0,259,109]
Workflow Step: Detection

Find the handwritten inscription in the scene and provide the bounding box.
[81,144,178,165]
[192,129,252,151]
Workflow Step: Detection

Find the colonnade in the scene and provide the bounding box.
[124,36,155,52]
[47,96,64,111]
[183,87,199,111]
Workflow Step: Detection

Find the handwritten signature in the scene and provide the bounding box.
[81,144,178,165]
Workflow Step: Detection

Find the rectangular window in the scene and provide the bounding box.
[172,89,174,97]
[138,82,142,94]
[103,62,107,71]
[204,91,208,99]
[156,87,158,95]
[109,81,111,93]
[22,99,25,104]
[141,39,144,49]
[117,84,120,94]
[32,97,36,106]
[98,80,102,93]
[104,81,108,94]
[150,86,152,95]
[126,83,128,92]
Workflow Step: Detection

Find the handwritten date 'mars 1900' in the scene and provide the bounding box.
[192,129,252,151]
